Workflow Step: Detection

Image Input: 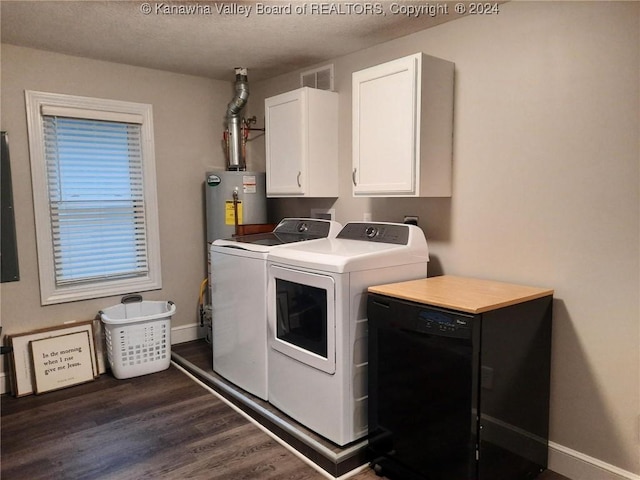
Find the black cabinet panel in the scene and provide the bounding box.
[1,131,19,283]
[367,293,552,480]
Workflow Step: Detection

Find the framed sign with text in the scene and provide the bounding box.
[29,331,95,394]
[8,320,99,397]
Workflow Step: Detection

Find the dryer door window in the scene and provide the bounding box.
[269,265,336,374]
[276,278,328,358]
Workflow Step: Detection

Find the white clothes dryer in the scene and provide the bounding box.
[266,222,429,446]
[210,218,341,400]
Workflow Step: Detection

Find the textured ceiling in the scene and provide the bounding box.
[1,1,464,82]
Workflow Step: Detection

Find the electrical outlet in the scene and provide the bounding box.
[403,216,418,225]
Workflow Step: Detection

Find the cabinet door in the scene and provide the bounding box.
[352,55,419,196]
[265,90,306,195]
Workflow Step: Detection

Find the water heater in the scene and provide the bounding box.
[205,170,267,243]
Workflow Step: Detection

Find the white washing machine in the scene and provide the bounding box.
[266,222,429,446]
[210,218,341,400]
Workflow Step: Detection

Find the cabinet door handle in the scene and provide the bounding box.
[352,168,357,186]
[296,171,302,188]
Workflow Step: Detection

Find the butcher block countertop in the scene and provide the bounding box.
[368,275,554,314]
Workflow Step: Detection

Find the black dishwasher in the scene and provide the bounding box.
[367,293,552,480]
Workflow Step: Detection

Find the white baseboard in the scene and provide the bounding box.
[0,323,205,396]
[549,441,640,480]
[171,322,205,345]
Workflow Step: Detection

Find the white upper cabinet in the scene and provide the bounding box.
[265,87,338,197]
[352,53,454,197]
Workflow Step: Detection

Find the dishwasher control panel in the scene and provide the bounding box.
[416,309,472,339]
[368,294,475,340]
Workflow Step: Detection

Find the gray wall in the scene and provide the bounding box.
[1,1,638,477]
[0,44,230,336]
[248,2,640,476]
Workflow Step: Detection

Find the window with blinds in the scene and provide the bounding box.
[43,116,147,285]
[26,91,161,305]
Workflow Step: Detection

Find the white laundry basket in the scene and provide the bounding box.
[100,295,176,379]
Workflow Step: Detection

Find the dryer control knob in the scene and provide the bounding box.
[365,226,378,238]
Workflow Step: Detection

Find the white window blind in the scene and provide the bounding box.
[26,90,162,305]
[43,116,148,285]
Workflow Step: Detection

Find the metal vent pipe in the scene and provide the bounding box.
[225,67,249,170]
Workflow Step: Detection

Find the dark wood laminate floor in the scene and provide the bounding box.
[1,366,329,479]
[171,339,368,477]
[1,342,572,479]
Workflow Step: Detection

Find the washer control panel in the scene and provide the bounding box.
[274,218,332,237]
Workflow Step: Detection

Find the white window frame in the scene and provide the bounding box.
[25,90,162,305]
